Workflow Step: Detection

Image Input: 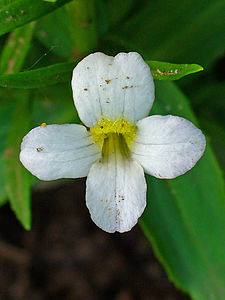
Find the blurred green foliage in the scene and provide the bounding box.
[0,0,224,299]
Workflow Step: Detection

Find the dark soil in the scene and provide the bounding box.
[0,180,190,300]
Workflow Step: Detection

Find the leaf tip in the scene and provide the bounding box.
[192,64,204,73]
[22,218,31,231]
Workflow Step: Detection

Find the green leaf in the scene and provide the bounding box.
[0,17,35,226]
[0,21,36,74]
[0,20,36,207]
[0,154,7,205]
[0,100,13,207]
[199,118,225,174]
[147,61,203,80]
[0,0,71,36]
[0,60,203,89]
[4,91,32,230]
[140,81,225,299]
[0,61,76,88]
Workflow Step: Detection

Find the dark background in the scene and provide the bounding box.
[0,180,189,300]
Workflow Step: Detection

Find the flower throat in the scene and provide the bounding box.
[90,118,137,159]
[90,118,137,146]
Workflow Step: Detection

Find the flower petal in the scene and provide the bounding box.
[72,52,154,127]
[130,115,206,179]
[86,135,146,233]
[20,124,101,180]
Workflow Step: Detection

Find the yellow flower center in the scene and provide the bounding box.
[90,118,137,148]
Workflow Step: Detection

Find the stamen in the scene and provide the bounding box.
[90,118,137,147]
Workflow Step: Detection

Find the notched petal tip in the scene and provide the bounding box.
[86,154,146,233]
[71,51,155,127]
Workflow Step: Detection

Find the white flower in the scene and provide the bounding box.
[20,52,206,233]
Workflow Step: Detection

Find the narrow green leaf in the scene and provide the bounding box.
[4,91,32,230]
[147,61,203,81]
[0,20,35,207]
[199,118,225,173]
[0,16,35,226]
[0,105,10,206]
[0,154,7,205]
[0,0,71,36]
[0,21,36,74]
[0,86,23,205]
[0,60,203,89]
[0,62,76,88]
[140,81,225,300]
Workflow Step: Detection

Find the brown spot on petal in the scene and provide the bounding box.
[105,79,111,84]
[122,85,135,89]
[84,88,88,91]
[37,147,43,152]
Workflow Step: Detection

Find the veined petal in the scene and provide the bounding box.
[130,115,206,179]
[20,124,101,180]
[86,134,146,233]
[72,52,154,127]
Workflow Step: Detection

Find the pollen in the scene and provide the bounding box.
[90,118,137,147]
